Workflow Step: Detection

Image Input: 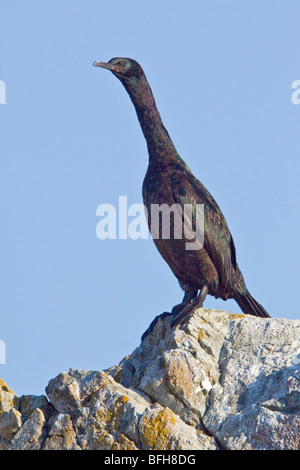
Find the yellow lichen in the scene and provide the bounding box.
[94,394,129,433]
[198,328,205,340]
[89,394,138,450]
[0,378,19,412]
[228,313,244,321]
[0,379,14,394]
[140,408,177,450]
[111,433,138,450]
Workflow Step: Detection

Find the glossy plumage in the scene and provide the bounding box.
[94,57,270,327]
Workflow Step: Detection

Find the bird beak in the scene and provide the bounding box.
[93,60,109,69]
[93,61,121,73]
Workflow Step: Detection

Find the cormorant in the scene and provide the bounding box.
[93,57,270,328]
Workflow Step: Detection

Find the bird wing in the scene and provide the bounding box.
[170,169,237,287]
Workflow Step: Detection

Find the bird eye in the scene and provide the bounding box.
[112,60,123,67]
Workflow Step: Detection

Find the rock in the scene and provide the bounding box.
[46,372,81,416]
[43,412,80,450]
[108,310,230,428]
[0,309,299,450]
[202,315,300,450]
[19,394,54,421]
[9,408,46,450]
[0,408,22,440]
[138,404,213,450]
[0,378,19,413]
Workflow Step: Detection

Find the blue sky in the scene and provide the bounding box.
[1,1,299,395]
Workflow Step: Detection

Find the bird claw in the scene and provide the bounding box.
[171,302,188,316]
[171,303,195,328]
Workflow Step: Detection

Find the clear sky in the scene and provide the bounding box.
[1,1,299,396]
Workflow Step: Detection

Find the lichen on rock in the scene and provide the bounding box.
[0,309,299,450]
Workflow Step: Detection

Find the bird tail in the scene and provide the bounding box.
[235,292,270,318]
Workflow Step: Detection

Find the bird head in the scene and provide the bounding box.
[93,57,144,81]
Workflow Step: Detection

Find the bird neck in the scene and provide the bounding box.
[120,74,179,165]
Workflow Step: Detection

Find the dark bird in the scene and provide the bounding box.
[93,57,270,330]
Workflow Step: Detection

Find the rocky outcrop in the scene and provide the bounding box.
[0,309,299,450]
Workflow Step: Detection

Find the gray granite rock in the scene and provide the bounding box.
[0,309,299,450]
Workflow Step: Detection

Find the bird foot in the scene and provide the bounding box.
[171,302,188,317]
[172,284,208,328]
[171,302,196,328]
[141,311,172,341]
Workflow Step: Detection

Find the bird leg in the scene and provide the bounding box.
[171,284,209,328]
[182,289,199,303]
[171,289,198,317]
[141,289,199,341]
